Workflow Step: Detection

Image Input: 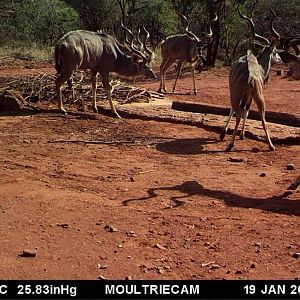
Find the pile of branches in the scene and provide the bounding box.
[0,71,163,107]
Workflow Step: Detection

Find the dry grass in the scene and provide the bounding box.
[0,45,53,67]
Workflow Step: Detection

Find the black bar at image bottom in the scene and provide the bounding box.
[0,280,299,299]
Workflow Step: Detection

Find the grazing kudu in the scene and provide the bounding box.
[158,14,217,94]
[55,29,156,118]
[220,8,281,151]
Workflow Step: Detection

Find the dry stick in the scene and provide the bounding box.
[48,139,135,145]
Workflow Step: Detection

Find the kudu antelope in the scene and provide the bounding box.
[269,7,300,80]
[55,29,156,118]
[220,8,282,151]
[269,8,300,55]
[158,14,217,94]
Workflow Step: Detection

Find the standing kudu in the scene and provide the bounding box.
[55,29,156,118]
[269,7,300,80]
[158,14,217,95]
[220,8,281,151]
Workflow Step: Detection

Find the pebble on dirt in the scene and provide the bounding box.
[228,156,244,163]
[104,224,118,232]
[292,253,300,259]
[286,163,295,170]
[97,263,108,269]
[154,243,167,250]
[20,249,37,258]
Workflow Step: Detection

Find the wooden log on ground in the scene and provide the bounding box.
[171,101,300,128]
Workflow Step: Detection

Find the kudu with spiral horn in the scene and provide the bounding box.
[269,6,300,80]
[158,13,217,95]
[220,7,281,151]
[55,28,156,118]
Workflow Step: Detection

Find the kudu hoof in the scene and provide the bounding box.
[225,144,234,152]
[269,145,275,151]
[58,108,67,116]
[219,131,226,141]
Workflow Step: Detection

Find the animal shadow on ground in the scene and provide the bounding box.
[155,137,257,155]
[122,180,300,216]
[0,106,102,121]
[155,138,219,155]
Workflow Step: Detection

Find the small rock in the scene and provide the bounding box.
[125,275,133,280]
[250,263,256,269]
[97,264,108,269]
[154,243,166,250]
[130,176,135,182]
[286,164,295,171]
[228,156,244,163]
[235,270,243,274]
[104,224,118,232]
[260,172,267,177]
[292,253,300,259]
[56,223,69,229]
[20,249,37,258]
[98,275,107,280]
[210,264,221,269]
[204,242,216,249]
[252,147,260,153]
[255,242,262,247]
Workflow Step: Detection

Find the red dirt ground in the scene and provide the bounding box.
[0,63,299,280]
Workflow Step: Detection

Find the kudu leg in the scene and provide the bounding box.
[253,93,275,151]
[91,71,98,113]
[220,108,234,141]
[239,98,252,140]
[226,110,242,151]
[101,73,121,119]
[67,77,75,101]
[158,58,172,93]
[55,70,73,114]
[239,109,249,140]
[191,67,197,95]
[172,62,183,93]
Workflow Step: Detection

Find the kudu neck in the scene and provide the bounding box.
[113,52,138,76]
[257,46,274,82]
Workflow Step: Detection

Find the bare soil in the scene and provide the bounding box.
[0,63,299,280]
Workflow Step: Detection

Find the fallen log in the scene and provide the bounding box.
[171,101,300,128]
